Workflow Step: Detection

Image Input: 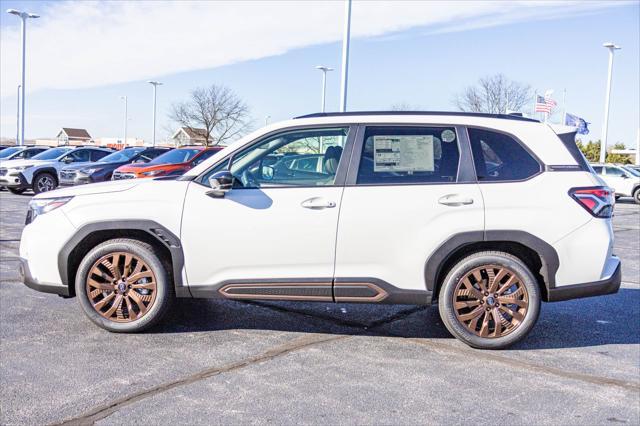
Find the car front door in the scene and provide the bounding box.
[181,126,354,300]
[333,125,484,303]
[604,166,632,196]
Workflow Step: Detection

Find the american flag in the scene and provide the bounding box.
[535,93,557,113]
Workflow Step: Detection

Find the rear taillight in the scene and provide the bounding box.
[569,186,614,218]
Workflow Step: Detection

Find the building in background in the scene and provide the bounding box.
[56,128,92,145]
[171,127,212,146]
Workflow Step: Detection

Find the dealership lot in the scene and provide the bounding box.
[0,191,638,424]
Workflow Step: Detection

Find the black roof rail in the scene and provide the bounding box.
[293,111,540,123]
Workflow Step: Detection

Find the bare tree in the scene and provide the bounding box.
[454,74,531,114]
[169,84,251,146]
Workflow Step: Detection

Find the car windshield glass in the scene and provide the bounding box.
[149,149,200,165]
[0,147,23,158]
[623,166,640,177]
[31,147,72,160]
[98,148,145,163]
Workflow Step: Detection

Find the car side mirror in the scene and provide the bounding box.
[621,174,629,179]
[207,171,234,198]
[62,157,73,164]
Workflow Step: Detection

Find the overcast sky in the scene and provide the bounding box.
[0,0,638,146]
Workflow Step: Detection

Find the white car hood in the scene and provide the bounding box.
[34,179,142,198]
[0,159,49,168]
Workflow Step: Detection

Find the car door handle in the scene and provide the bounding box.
[301,197,336,209]
[438,194,474,206]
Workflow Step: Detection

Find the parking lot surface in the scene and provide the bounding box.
[1,191,638,425]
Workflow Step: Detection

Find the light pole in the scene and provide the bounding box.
[120,96,128,146]
[16,84,21,145]
[147,81,163,147]
[264,115,271,126]
[339,0,352,112]
[6,9,39,146]
[315,66,333,112]
[599,42,621,163]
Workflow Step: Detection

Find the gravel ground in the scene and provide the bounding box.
[0,191,638,425]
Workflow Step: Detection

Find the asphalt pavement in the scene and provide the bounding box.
[1,191,638,425]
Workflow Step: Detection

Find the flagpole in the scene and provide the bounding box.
[533,91,537,120]
[562,89,567,125]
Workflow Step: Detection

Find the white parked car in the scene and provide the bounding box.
[19,112,620,349]
[0,146,112,194]
[591,163,640,204]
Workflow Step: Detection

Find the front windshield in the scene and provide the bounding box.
[98,148,145,163]
[31,147,73,160]
[0,147,23,159]
[623,166,640,177]
[149,149,200,165]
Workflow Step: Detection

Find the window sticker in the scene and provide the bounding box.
[373,135,434,172]
[441,129,456,143]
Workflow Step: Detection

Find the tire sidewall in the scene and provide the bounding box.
[75,240,171,332]
[634,188,640,204]
[438,252,541,350]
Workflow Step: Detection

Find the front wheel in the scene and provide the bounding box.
[75,239,174,332]
[8,188,26,195]
[438,251,541,349]
[32,172,57,194]
[633,188,640,204]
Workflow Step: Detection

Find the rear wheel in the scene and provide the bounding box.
[8,188,26,195]
[32,172,57,194]
[438,251,540,349]
[75,239,174,332]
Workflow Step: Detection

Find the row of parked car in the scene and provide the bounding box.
[590,163,640,203]
[0,145,223,194]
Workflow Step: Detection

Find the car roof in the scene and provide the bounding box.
[294,111,539,123]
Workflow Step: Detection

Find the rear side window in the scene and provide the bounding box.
[468,128,541,182]
[356,126,460,184]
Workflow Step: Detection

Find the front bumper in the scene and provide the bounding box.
[546,257,621,302]
[18,257,71,297]
[0,172,28,189]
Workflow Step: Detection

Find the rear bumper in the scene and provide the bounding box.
[546,257,621,302]
[18,257,70,297]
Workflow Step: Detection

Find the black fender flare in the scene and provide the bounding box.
[424,230,559,293]
[58,220,189,297]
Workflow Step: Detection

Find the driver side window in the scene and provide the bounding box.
[205,127,350,188]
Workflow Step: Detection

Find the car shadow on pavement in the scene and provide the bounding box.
[154,288,639,350]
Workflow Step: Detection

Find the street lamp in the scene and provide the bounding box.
[264,115,271,126]
[120,96,128,146]
[6,9,40,146]
[16,84,21,145]
[339,0,352,112]
[315,66,333,112]
[599,42,621,163]
[147,81,163,147]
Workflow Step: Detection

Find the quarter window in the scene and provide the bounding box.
[356,126,460,184]
[468,128,540,181]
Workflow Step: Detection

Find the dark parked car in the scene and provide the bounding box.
[59,147,170,186]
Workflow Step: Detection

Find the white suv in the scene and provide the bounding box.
[591,163,640,204]
[18,112,620,349]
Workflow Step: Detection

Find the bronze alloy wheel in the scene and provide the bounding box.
[86,251,157,322]
[453,264,529,338]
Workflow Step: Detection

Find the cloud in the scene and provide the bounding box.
[0,0,630,97]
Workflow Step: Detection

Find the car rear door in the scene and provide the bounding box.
[333,124,484,302]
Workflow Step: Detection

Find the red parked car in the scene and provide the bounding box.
[112,146,223,180]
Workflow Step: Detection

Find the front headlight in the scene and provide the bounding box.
[80,167,102,175]
[142,170,163,176]
[26,196,73,224]
[9,165,33,174]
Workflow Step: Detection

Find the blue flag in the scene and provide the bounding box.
[565,112,590,135]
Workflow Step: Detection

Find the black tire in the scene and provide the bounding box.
[32,172,57,194]
[633,188,640,204]
[75,238,174,332]
[438,251,541,350]
[8,188,26,195]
